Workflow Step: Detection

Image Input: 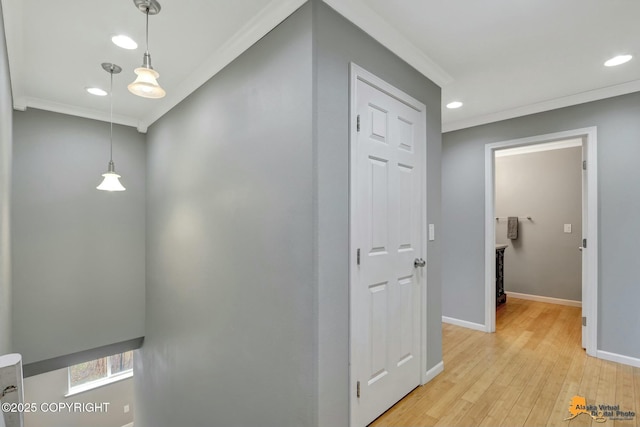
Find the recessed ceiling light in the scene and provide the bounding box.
[446,101,463,109]
[112,35,138,50]
[86,87,108,96]
[604,54,632,67]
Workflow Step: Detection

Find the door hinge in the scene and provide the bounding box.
[357,248,361,266]
[357,115,361,132]
[582,316,587,327]
[582,160,587,170]
[357,381,361,398]
[582,238,587,248]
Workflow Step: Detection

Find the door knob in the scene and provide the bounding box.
[578,247,583,251]
[414,258,426,268]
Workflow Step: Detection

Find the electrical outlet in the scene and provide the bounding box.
[564,224,572,233]
[124,404,130,414]
[428,224,435,241]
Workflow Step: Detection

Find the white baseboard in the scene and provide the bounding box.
[507,292,581,307]
[121,423,134,427]
[442,316,487,332]
[597,350,640,368]
[423,361,444,385]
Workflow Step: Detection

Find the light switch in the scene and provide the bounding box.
[564,224,572,233]
[124,405,130,414]
[428,224,435,241]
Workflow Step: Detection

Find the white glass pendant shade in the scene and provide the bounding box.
[129,2,165,99]
[97,161,126,191]
[97,64,126,192]
[128,67,165,98]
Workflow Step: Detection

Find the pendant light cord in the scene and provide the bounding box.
[109,68,114,163]
[145,8,150,55]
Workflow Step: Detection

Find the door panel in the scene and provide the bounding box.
[353,78,424,426]
[369,157,389,254]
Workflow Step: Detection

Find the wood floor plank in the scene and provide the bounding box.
[459,383,507,426]
[594,361,618,427]
[546,346,588,425]
[614,364,635,427]
[371,298,640,427]
[478,384,526,427]
[569,355,602,427]
[634,368,640,427]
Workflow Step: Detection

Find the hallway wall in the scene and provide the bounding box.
[0,0,13,355]
[314,2,443,425]
[443,91,640,360]
[139,5,315,427]
[12,109,146,367]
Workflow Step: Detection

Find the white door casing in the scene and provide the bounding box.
[349,64,427,427]
[484,127,598,356]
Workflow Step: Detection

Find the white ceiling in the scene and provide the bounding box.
[2,0,639,133]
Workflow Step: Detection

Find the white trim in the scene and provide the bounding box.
[444,79,640,132]
[65,371,133,397]
[442,316,487,332]
[1,0,25,111]
[12,98,27,111]
[350,65,427,112]
[484,146,497,333]
[506,292,581,308]
[584,128,599,358]
[349,63,427,427]
[20,97,144,132]
[484,127,598,357]
[596,350,640,369]
[423,361,444,384]
[322,0,453,87]
[495,138,582,157]
[121,423,134,427]
[3,0,305,133]
[139,0,306,130]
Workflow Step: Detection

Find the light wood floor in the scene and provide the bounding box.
[371,298,640,427]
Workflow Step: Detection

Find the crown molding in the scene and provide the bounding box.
[3,0,305,134]
[2,0,24,108]
[444,79,640,133]
[139,0,308,129]
[21,97,144,131]
[321,0,453,87]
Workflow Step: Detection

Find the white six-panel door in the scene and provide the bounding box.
[350,66,426,427]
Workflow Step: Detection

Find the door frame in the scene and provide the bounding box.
[349,63,428,427]
[484,127,598,357]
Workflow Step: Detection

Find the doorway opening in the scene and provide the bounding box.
[484,128,598,357]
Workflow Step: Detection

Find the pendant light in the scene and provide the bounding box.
[128,0,165,99]
[97,63,126,192]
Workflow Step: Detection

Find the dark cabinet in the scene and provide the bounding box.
[496,246,507,306]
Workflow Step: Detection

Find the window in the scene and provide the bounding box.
[67,351,133,395]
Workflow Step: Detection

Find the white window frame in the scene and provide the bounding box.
[66,352,133,397]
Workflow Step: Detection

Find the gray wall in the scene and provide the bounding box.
[139,3,443,426]
[0,0,13,355]
[138,4,315,427]
[12,109,146,365]
[314,2,442,425]
[24,366,133,427]
[443,92,640,359]
[495,147,582,301]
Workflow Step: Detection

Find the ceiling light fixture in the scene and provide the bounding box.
[604,54,632,67]
[446,101,463,109]
[97,63,126,192]
[86,87,108,96]
[128,0,165,99]
[112,35,138,50]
